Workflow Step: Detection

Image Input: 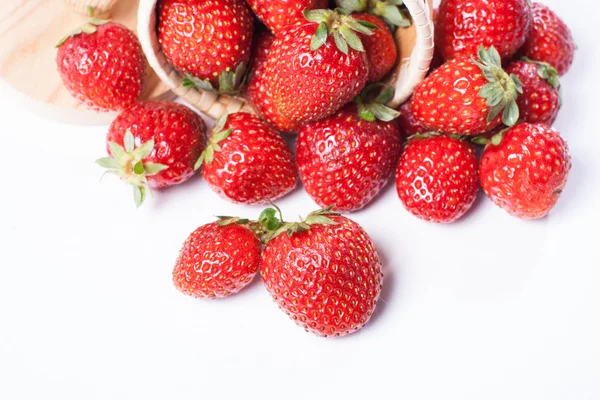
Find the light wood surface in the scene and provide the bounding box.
[0,0,173,125]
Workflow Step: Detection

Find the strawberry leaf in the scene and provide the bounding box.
[311,22,329,51]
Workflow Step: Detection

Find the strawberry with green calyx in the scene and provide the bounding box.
[354,83,401,122]
[411,46,523,135]
[246,0,329,34]
[197,112,297,205]
[352,13,398,82]
[336,0,411,28]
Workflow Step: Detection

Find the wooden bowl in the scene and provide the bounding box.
[137,0,435,120]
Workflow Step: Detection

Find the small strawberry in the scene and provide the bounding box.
[246,31,302,134]
[246,0,329,34]
[198,112,297,205]
[97,101,206,207]
[158,0,254,94]
[259,207,383,337]
[173,219,261,299]
[396,134,479,223]
[479,124,571,219]
[353,13,398,82]
[519,2,576,76]
[262,9,375,124]
[397,100,428,137]
[436,0,531,61]
[56,18,146,112]
[411,46,523,135]
[505,60,561,125]
[336,0,412,29]
[297,85,402,212]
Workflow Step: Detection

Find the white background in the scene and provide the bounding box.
[1,1,599,399]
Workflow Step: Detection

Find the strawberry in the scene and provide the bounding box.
[246,0,329,34]
[261,9,374,124]
[173,219,261,299]
[410,46,523,135]
[56,19,146,112]
[246,31,302,134]
[396,134,479,223]
[259,208,383,337]
[505,60,561,125]
[397,100,428,137]
[198,112,297,205]
[436,0,531,61]
[158,0,254,94]
[479,124,571,219]
[353,13,397,82]
[519,3,576,76]
[97,101,207,207]
[296,85,402,212]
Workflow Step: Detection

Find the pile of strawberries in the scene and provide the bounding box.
[55,0,575,337]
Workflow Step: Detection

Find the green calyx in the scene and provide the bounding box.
[354,84,401,122]
[303,9,376,54]
[336,0,411,28]
[96,130,168,208]
[473,46,523,128]
[182,62,247,95]
[521,57,561,89]
[56,18,109,47]
[471,128,510,147]
[194,113,232,170]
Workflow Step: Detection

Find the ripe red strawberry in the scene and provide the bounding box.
[56,19,146,112]
[519,3,576,76]
[397,100,428,137]
[353,13,397,82]
[479,123,571,219]
[158,0,254,94]
[396,134,479,223]
[246,0,328,34]
[262,9,374,124]
[297,86,402,212]
[198,112,297,205]
[260,208,383,337]
[436,0,531,61]
[173,220,261,299]
[246,31,302,134]
[411,46,523,135]
[505,60,561,125]
[97,101,206,207]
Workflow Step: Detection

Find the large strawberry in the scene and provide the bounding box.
[262,9,375,124]
[198,112,297,205]
[173,219,261,299]
[158,0,254,94]
[246,0,328,34]
[246,31,302,134]
[505,60,561,126]
[479,124,571,219]
[56,18,146,112]
[396,134,479,223]
[297,85,402,212]
[410,46,523,135]
[519,3,576,76]
[353,13,398,82]
[259,208,383,337]
[97,101,206,207]
[436,0,531,61]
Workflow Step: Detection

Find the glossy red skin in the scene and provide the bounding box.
[158,0,254,87]
[263,23,370,124]
[397,100,429,137]
[396,135,479,223]
[56,22,145,112]
[519,3,575,76]
[107,101,206,189]
[436,0,531,61]
[480,123,571,219]
[505,61,560,125]
[261,215,382,337]
[354,13,397,82]
[246,31,301,134]
[246,0,328,34]
[203,113,297,205]
[411,58,502,135]
[173,223,261,299]
[297,106,402,212]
